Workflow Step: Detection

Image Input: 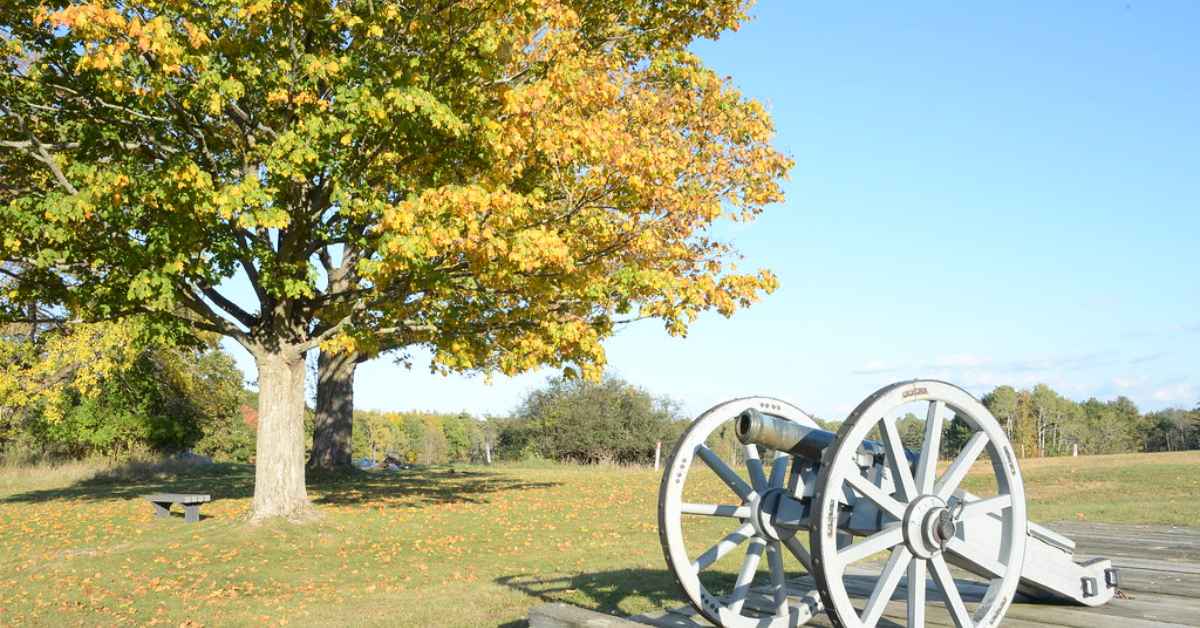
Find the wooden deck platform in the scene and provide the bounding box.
[632,522,1200,627]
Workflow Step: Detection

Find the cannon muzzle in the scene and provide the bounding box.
[735,408,836,462]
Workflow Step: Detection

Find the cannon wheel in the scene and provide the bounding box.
[658,397,822,627]
[810,380,1027,628]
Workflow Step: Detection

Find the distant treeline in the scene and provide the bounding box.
[350,377,688,465]
[3,319,1195,465]
[351,410,493,465]
[978,384,1198,457]
[353,379,1199,466]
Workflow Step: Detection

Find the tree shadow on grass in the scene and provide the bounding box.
[497,569,689,625]
[310,467,561,508]
[0,461,256,503]
[0,462,559,510]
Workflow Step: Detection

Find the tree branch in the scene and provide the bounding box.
[198,285,258,329]
[296,311,355,353]
[37,80,171,123]
[226,100,280,141]
[11,118,80,195]
[164,311,235,336]
[234,228,271,309]
[174,284,251,341]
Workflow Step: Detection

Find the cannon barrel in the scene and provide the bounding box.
[736,409,919,464]
[735,409,837,461]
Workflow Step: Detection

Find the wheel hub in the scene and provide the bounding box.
[751,487,793,542]
[903,494,957,558]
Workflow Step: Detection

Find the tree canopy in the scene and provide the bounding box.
[0,0,790,520]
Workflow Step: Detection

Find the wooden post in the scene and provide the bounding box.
[654,441,662,471]
[1072,443,1078,457]
[484,440,492,465]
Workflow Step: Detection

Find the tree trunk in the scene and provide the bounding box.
[250,350,312,522]
[308,349,360,470]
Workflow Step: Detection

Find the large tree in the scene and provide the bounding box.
[303,0,785,470]
[0,0,790,521]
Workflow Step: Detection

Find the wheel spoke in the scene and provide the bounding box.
[862,547,912,627]
[729,537,766,614]
[783,534,815,573]
[934,432,988,501]
[696,445,753,500]
[908,558,927,627]
[846,471,907,519]
[915,400,945,494]
[880,416,917,501]
[837,524,904,566]
[680,502,751,518]
[768,452,790,488]
[767,541,788,617]
[930,553,973,628]
[692,522,755,573]
[958,494,1012,521]
[745,443,768,492]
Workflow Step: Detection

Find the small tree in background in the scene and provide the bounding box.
[940,413,974,460]
[502,376,685,464]
[193,389,257,463]
[896,412,925,450]
[982,386,1020,440]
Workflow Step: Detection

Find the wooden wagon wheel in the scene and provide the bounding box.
[658,397,823,627]
[810,380,1027,628]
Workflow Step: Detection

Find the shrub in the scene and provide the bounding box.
[499,376,686,464]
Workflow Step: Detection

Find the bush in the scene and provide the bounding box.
[497,376,686,464]
[193,395,257,463]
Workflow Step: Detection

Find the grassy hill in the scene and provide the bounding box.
[0,451,1196,626]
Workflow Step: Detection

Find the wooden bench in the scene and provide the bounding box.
[143,493,211,523]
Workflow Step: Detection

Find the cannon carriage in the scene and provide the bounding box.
[658,380,1119,627]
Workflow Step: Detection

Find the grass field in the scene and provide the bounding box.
[0,450,1196,626]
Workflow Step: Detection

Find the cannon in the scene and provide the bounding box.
[658,380,1119,627]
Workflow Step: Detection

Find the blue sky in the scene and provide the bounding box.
[224,1,1199,420]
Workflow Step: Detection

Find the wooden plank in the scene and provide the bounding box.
[635,587,1200,628]
[1002,602,1195,628]
[1047,523,1200,547]
[834,571,1197,628]
[1088,555,1200,576]
[625,523,1200,627]
[1114,572,1200,600]
[1077,540,1200,563]
[530,603,648,628]
[1101,591,1200,624]
[1050,521,1200,538]
[1047,522,1200,562]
